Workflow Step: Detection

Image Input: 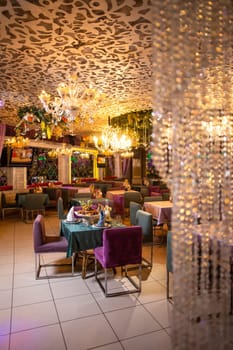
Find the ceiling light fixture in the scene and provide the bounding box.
[5,135,29,148]
[93,125,133,156]
[38,74,105,128]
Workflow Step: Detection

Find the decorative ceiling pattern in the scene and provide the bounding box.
[0,0,152,136]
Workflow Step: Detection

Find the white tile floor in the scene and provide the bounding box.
[0,211,172,350]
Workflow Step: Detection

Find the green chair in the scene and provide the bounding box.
[124,191,143,217]
[136,209,153,268]
[130,201,142,226]
[22,193,48,222]
[57,197,66,220]
[1,192,23,219]
[143,196,163,202]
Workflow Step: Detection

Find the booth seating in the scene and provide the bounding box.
[1,191,23,219]
[0,185,13,191]
[43,187,62,208]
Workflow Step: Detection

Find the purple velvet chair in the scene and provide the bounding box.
[94,226,143,297]
[33,214,74,279]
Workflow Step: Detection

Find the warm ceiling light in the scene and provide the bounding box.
[93,126,133,156]
[5,136,29,148]
[38,75,105,127]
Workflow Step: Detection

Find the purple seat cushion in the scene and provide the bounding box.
[94,226,142,268]
[33,215,68,253]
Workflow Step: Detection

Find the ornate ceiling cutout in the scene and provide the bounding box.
[0,0,152,136]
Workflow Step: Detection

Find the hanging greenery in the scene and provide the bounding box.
[16,105,68,140]
[110,109,153,147]
[17,105,50,122]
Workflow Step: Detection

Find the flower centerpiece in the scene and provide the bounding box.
[16,105,68,139]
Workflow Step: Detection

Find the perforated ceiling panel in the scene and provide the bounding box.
[0,0,152,135]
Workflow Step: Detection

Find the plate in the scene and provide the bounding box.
[64,219,81,224]
[92,223,112,228]
[74,210,99,219]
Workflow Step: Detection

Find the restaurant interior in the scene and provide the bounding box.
[0,0,233,349]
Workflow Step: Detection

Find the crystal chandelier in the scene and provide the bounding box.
[152,0,233,349]
[38,75,104,127]
[93,126,133,156]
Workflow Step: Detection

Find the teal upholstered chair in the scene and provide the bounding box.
[22,193,48,222]
[130,201,142,226]
[57,197,66,220]
[143,196,163,202]
[136,209,153,268]
[124,191,143,217]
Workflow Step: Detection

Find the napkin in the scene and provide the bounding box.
[96,209,105,227]
[66,206,76,222]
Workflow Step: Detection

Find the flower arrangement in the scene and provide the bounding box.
[16,105,68,139]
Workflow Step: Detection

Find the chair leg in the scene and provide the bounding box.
[104,269,108,296]
[81,251,95,279]
[35,253,41,279]
[35,252,75,279]
[71,253,74,276]
[142,242,153,268]
[167,269,173,303]
[82,252,87,279]
[95,259,142,297]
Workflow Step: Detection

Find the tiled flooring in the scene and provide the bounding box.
[0,210,172,350]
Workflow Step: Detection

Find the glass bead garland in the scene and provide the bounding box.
[152,1,233,349]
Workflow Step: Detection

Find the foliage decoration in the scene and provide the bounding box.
[16,105,68,140]
[110,109,153,147]
[17,105,50,123]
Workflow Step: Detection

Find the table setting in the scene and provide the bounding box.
[65,199,113,228]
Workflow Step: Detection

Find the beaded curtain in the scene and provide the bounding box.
[152,1,233,349]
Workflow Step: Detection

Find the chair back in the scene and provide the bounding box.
[74,192,92,199]
[33,214,46,251]
[162,192,170,201]
[130,201,142,225]
[22,194,47,210]
[124,191,142,209]
[136,209,153,243]
[43,187,61,201]
[101,226,142,268]
[140,187,149,197]
[143,196,163,202]
[1,192,17,207]
[57,197,65,219]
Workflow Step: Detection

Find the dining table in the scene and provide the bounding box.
[61,221,103,258]
[105,189,138,215]
[16,192,49,207]
[61,219,125,258]
[143,200,172,225]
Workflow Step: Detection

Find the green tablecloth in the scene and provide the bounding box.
[61,220,125,257]
[16,193,49,207]
[61,221,104,257]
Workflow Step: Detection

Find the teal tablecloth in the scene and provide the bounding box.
[61,221,104,257]
[16,193,49,207]
[61,220,125,257]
